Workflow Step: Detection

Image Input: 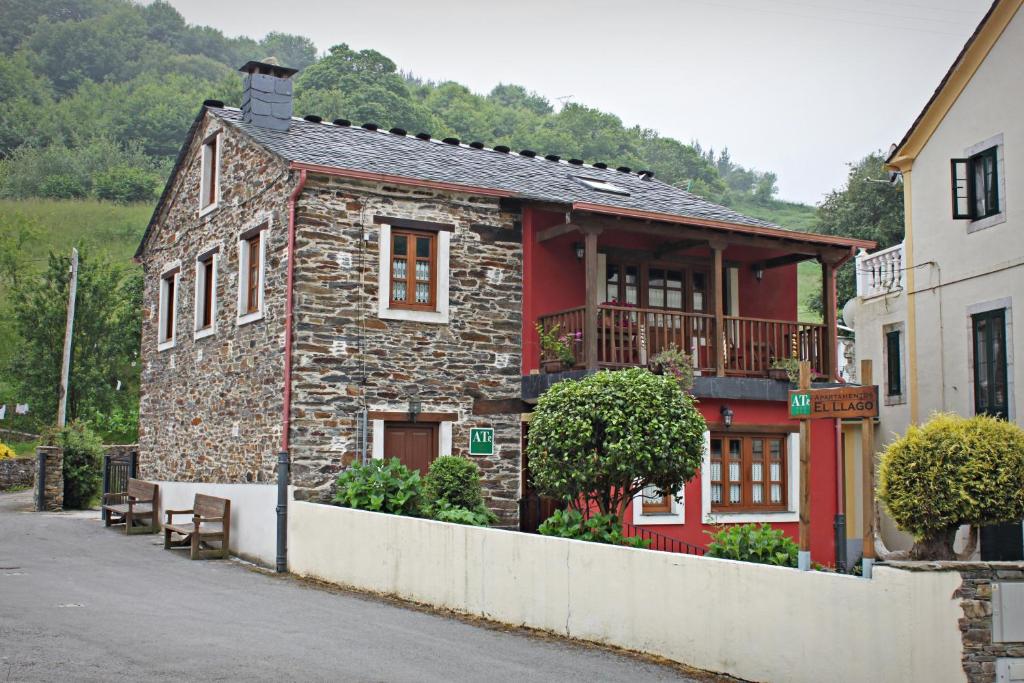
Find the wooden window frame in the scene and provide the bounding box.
[237,223,267,325]
[640,485,673,514]
[972,308,1009,419]
[388,228,437,311]
[709,432,788,513]
[194,248,218,338]
[199,133,220,214]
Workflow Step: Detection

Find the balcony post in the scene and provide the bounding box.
[583,227,600,370]
[822,258,837,380]
[711,240,726,377]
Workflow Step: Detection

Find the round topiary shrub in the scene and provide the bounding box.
[423,456,496,526]
[527,368,706,525]
[48,421,103,509]
[878,413,1024,559]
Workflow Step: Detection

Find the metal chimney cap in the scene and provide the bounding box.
[238,61,298,78]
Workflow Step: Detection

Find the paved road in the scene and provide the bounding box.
[0,491,715,682]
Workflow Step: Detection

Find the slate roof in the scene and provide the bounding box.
[207,106,778,229]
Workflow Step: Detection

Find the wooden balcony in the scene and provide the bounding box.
[538,305,828,378]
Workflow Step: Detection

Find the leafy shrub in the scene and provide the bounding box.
[0,443,15,460]
[423,456,496,526]
[332,458,423,516]
[536,322,577,365]
[527,368,706,519]
[47,421,104,509]
[39,174,88,199]
[538,508,650,549]
[94,166,160,203]
[84,406,139,444]
[878,413,1024,559]
[706,523,798,567]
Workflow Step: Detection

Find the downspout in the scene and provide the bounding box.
[832,248,854,571]
[277,168,307,574]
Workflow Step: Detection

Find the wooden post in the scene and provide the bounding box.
[57,247,79,428]
[583,228,599,370]
[822,259,838,380]
[712,241,726,377]
[861,359,876,577]
[798,360,812,570]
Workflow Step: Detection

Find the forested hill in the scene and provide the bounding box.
[0,0,794,213]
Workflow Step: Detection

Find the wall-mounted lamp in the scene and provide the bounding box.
[573,242,584,261]
[720,404,734,428]
[753,264,765,282]
[407,396,422,423]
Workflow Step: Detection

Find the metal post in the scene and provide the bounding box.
[129,450,138,479]
[276,450,289,573]
[101,454,111,522]
[57,248,79,428]
[36,450,46,512]
[861,359,876,580]
[834,513,847,572]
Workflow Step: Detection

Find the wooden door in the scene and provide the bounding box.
[383,422,438,475]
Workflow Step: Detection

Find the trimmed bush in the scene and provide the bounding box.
[47,421,103,509]
[878,413,1024,559]
[332,458,422,516]
[423,456,496,526]
[538,508,650,548]
[706,523,798,567]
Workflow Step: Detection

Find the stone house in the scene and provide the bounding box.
[137,61,870,566]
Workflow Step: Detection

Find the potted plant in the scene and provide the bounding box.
[768,357,800,383]
[536,323,577,373]
[648,346,695,391]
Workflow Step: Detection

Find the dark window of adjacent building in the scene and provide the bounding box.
[952,147,999,220]
[886,329,902,397]
[972,309,1008,419]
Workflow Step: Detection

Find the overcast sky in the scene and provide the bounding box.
[166,0,991,205]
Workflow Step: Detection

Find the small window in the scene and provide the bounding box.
[389,229,436,310]
[575,176,630,196]
[709,434,787,512]
[200,134,220,211]
[952,147,999,220]
[238,227,265,323]
[158,266,180,349]
[641,485,672,514]
[194,250,218,337]
[885,329,902,397]
[972,309,1008,419]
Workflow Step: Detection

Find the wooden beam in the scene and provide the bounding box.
[822,260,837,380]
[761,253,818,270]
[653,239,706,258]
[472,398,529,416]
[712,242,725,377]
[536,223,581,242]
[584,228,600,369]
[367,411,459,422]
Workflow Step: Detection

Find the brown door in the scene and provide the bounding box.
[383,422,438,475]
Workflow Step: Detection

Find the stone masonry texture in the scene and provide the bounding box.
[34,446,62,511]
[0,457,35,491]
[138,111,524,526]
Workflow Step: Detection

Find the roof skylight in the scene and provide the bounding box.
[575,176,630,196]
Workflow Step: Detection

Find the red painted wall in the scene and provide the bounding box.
[622,399,839,566]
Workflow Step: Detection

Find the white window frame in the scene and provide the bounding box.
[966,297,1016,421]
[964,133,1007,234]
[193,244,220,340]
[237,220,268,326]
[882,322,906,406]
[157,261,181,352]
[632,483,685,525]
[377,223,450,324]
[702,430,801,524]
[199,131,222,217]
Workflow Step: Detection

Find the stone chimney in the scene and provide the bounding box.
[239,61,298,131]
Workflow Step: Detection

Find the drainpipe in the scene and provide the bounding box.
[832,248,854,571]
[277,168,307,574]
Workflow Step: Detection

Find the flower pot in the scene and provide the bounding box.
[541,359,568,374]
[768,367,791,381]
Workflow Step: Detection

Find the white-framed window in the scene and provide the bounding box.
[701,430,801,524]
[632,484,685,525]
[883,322,906,406]
[157,261,181,351]
[377,222,450,324]
[237,222,267,326]
[951,133,1007,233]
[199,132,221,215]
[194,246,219,340]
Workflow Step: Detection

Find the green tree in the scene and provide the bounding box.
[260,32,318,71]
[527,368,706,521]
[8,250,141,429]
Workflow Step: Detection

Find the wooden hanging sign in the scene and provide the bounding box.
[788,385,879,420]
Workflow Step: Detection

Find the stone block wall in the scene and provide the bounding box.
[0,457,35,490]
[34,446,62,511]
[137,113,292,486]
[289,174,524,525]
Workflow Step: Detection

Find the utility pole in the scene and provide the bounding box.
[57,248,79,428]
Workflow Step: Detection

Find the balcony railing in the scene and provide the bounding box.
[856,242,904,299]
[538,305,828,378]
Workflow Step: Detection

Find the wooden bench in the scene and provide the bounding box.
[163,493,231,560]
[101,479,159,535]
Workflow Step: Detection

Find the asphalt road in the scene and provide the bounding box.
[0,491,713,683]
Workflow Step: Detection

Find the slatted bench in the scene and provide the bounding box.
[163,493,231,560]
[101,478,159,535]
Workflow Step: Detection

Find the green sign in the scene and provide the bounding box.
[789,391,812,418]
[469,427,494,456]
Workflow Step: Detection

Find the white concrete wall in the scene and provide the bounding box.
[156,482,276,567]
[288,502,965,683]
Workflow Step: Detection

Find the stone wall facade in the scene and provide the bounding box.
[34,446,62,511]
[888,560,1024,683]
[137,112,292,486]
[0,457,34,491]
[289,174,523,525]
